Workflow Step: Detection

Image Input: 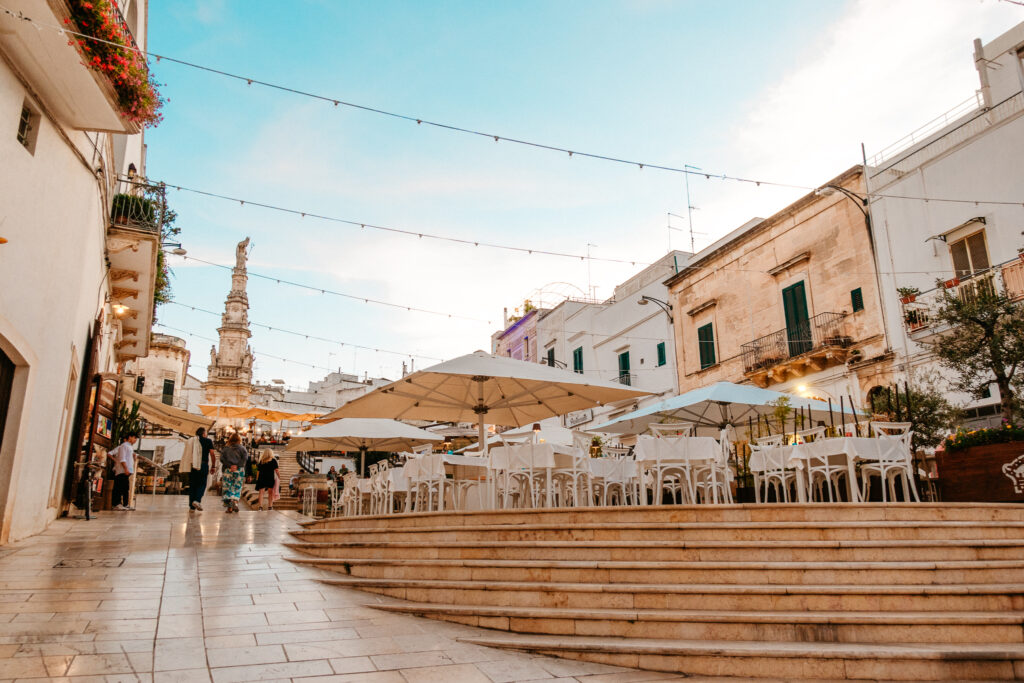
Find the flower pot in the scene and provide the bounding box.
[936,441,1024,502]
[900,295,916,304]
[942,277,960,289]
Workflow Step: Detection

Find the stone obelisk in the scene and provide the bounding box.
[202,238,254,407]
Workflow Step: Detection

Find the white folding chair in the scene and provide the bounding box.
[756,434,785,447]
[635,435,695,506]
[861,422,919,502]
[649,422,696,438]
[340,472,361,516]
[550,432,594,507]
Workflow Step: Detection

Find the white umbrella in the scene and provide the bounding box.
[323,351,650,453]
[284,418,442,475]
[592,381,867,435]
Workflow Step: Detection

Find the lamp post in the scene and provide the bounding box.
[637,295,673,323]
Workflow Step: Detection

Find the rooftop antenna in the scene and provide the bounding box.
[684,164,701,253]
[586,243,597,299]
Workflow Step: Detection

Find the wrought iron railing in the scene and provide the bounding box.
[899,257,1024,335]
[110,1,140,52]
[296,452,321,474]
[109,178,165,235]
[615,373,637,386]
[741,312,850,374]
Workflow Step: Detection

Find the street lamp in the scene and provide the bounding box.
[161,241,187,256]
[815,184,869,219]
[637,295,673,323]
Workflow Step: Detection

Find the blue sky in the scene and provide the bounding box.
[145,0,1022,389]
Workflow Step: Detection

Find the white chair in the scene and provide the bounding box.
[411,454,454,512]
[635,435,695,506]
[649,422,696,437]
[301,486,316,517]
[861,423,920,502]
[691,431,734,504]
[340,472,361,516]
[756,434,785,447]
[590,456,641,506]
[497,440,543,508]
[749,444,796,503]
[550,432,595,507]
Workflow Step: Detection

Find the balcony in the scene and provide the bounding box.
[106,179,163,361]
[0,0,141,133]
[741,312,852,388]
[900,257,1024,342]
[614,373,637,386]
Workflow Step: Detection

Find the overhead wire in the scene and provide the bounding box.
[166,300,445,361]
[176,254,492,324]
[7,4,1024,211]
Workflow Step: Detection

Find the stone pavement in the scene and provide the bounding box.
[0,495,682,682]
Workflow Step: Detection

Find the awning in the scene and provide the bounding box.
[124,388,214,435]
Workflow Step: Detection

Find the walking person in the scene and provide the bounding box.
[182,427,217,511]
[219,431,247,513]
[108,432,138,511]
[254,448,278,511]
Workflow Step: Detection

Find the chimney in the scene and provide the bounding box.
[503,307,509,327]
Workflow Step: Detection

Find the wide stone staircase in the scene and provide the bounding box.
[286,504,1024,680]
[243,449,303,511]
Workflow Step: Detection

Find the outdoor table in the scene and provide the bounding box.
[634,436,723,504]
[778,437,906,503]
[488,442,573,508]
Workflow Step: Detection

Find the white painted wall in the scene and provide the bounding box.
[868,21,1024,423]
[0,1,149,542]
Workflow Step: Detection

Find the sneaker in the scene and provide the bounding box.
[195,503,203,511]
[190,501,199,510]
[112,505,127,511]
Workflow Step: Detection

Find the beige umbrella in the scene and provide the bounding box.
[323,351,650,452]
[284,418,442,475]
[123,388,213,436]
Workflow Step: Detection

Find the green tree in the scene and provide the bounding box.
[925,279,1024,423]
[869,377,962,451]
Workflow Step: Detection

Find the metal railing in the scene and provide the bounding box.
[900,257,1024,335]
[110,1,141,52]
[741,312,850,374]
[615,373,637,386]
[868,91,983,167]
[296,452,321,474]
[109,178,165,235]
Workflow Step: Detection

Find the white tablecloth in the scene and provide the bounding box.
[760,437,907,502]
[634,436,721,463]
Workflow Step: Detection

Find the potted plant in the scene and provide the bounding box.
[904,309,927,330]
[111,194,155,227]
[940,423,1024,502]
[897,286,920,305]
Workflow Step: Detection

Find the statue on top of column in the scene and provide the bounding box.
[235,237,250,270]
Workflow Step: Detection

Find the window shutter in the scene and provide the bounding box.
[851,288,864,312]
[657,342,666,366]
[697,324,716,369]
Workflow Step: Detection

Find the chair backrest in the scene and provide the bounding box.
[797,426,826,443]
[603,445,631,457]
[756,434,785,447]
[748,444,787,473]
[649,422,695,437]
[572,431,593,456]
[872,421,912,438]
[368,462,380,476]
[412,443,433,455]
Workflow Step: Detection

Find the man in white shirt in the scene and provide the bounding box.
[109,433,138,511]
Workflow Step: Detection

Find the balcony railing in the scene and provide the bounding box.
[900,257,1024,336]
[109,178,165,235]
[615,373,637,386]
[741,312,851,375]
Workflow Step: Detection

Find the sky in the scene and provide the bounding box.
[146,0,1024,390]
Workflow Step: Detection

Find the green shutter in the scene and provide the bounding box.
[657,342,666,366]
[697,323,716,369]
[572,347,583,373]
[851,287,864,312]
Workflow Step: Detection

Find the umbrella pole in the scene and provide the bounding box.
[360,446,367,477]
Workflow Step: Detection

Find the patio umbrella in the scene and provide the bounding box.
[283,418,442,475]
[321,351,650,453]
[592,381,866,435]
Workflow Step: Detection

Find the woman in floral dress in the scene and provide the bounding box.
[219,431,248,513]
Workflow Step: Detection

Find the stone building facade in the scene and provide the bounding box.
[665,167,897,408]
[202,238,254,407]
[123,334,191,409]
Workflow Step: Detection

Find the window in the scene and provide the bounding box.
[697,323,716,369]
[949,230,990,278]
[656,342,667,366]
[850,287,864,313]
[617,352,631,385]
[523,336,528,361]
[161,378,175,406]
[16,101,39,154]
[572,347,583,374]
[135,375,145,392]
[546,348,555,368]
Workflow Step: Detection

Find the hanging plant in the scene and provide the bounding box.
[64,0,164,128]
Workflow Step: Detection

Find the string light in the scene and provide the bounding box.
[6,5,1024,210]
[153,323,338,373]
[168,184,653,266]
[177,254,492,323]
[167,300,444,361]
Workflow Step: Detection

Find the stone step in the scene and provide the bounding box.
[453,633,1024,680]
[303,503,1024,529]
[318,576,1024,612]
[283,538,1024,562]
[289,555,1024,585]
[293,520,1024,543]
[370,602,1024,644]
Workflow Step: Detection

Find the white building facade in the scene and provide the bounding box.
[0,0,155,542]
[531,251,691,436]
[868,21,1024,427]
